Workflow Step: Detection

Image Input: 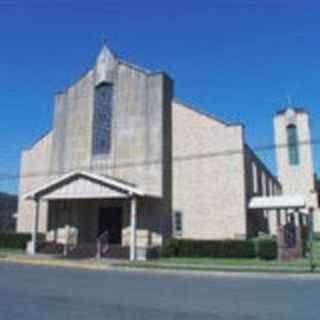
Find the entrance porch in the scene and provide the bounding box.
[249,194,313,260]
[47,199,130,246]
[24,171,161,261]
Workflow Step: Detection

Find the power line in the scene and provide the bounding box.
[0,138,319,182]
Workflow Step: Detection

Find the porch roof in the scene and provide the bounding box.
[248,195,306,210]
[24,171,145,200]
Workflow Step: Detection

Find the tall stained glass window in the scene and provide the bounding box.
[92,82,113,155]
[287,124,300,165]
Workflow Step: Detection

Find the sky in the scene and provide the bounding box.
[1,0,320,193]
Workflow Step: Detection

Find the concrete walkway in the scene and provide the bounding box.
[0,254,112,271]
[1,254,320,280]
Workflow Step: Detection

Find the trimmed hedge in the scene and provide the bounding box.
[253,236,278,260]
[160,238,179,257]
[161,239,256,258]
[314,232,320,241]
[301,225,309,257]
[0,233,45,249]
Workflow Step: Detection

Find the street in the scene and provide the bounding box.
[0,263,319,319]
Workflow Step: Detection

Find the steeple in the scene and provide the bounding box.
[274,105,317,218]
[95,43,118,85]
[97,43,117,62]
[287,95,293,106]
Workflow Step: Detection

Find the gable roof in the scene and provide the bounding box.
[173,98,244,128]
[24,171,145,200]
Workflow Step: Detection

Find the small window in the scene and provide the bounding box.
[173,211,183,236]
[261,173,267,195]
[252,162,258,194]
[271,183,276,196]
[287,124,300,165]
[268,179,273,196]
[58,201,67,211]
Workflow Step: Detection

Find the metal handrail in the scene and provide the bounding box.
[96,230,109,259]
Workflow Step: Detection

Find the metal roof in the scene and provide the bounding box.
[249,195,306,210]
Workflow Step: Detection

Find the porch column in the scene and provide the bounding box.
[298,210,303,226]
[31,198,40,255]
[276,209,281,227]
[276,209,282,261]
[130,195,137,261]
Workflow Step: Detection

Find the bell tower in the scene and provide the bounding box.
[274,107,319,228]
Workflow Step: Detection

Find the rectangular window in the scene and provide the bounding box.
[261,172,267,195]
[92,82,113,155]
[252,162,258,194]
[173,211,183,237]
[287,124,300,166]
[271,182,277,196]
[269,179,273,196]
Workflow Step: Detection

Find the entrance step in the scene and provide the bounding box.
[68,243,130,259]
[101,245,129,259]
[67,243,97,259]
[37,242,129,259]
[37,242,64,255]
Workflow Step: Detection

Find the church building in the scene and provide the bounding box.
[16,46,318,260]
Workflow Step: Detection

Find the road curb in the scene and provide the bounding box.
[2,256,320,279]
[0,256,110,271]
[112,263,320,279]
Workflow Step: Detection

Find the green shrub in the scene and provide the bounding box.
[0,233,45,249]
[160,239,256,258]
[254,236,278,260]
[301,225,309,257]
[314,232,320,241]
[160,238,179,257]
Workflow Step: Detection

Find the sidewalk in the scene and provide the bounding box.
[0,254,111,271]
[1,253,320,277]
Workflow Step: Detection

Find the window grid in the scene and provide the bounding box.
[252,162,258,194]
[173,211,183,237]
[92,82,113,156]
[287,124,300,166]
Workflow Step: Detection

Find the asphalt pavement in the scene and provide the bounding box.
[0,262,319,319]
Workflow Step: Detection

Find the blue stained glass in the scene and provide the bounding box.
[92,82,113,155]
[287,124,300,166]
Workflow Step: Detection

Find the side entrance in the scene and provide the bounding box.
[98,207,123,244]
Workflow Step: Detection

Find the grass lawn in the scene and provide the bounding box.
[0,248,25,256]
[121,241,320,273]
[156,257,309,267]
[157,240,320,269]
